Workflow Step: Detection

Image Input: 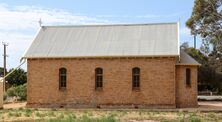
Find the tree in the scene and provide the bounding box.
[181,43,222,94]
[6,68,27,86]
[186,0,222,94]
[186,0,222,57]
[181,42,208,64]
[185,47,208,65]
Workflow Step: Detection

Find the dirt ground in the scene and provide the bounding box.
[199,101,222,109]
[3,101,222,110]
[1,102,222,122]
[3,102,27,109]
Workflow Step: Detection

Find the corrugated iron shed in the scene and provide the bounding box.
[23,22,180,58]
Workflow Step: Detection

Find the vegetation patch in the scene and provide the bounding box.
[0,108,222,122]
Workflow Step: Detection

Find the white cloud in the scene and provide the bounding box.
[0,4,112,69]
[179,27,196,48]
[0,32,32,69]
[0,3,192,69]
[0,4,111,31]
[180,27,191,36]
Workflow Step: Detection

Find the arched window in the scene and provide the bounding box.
[132,67,140,90]
[186,68,191,87]
[59,68,67,89]
[95,68,103,90]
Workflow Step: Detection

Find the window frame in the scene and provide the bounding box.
[95,67,103,90]
[186,68,191,87]
[59,67,67,90]
[132,67,140,90]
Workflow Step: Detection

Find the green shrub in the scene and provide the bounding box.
[35,111,46,118]
[208,112,216,119]
[48,114,118,122]
[47,111,55,117]
[35,112,41,117]
[6,84,27,101]
[8,112,14,117]
[14,112,22,117]
[190,116,202,122]
[24,109,33,117]
[7,87,15,97]
[58,113,65,119]
[7,111,22,117]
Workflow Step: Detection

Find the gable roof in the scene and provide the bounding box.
[23,22,179,59]
[177,50,201,66]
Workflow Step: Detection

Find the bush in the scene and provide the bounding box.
[6,68,27,86]
[6,84,27,101]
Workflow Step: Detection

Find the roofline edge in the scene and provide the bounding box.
[177,22,180,56]
[176,63,201,66]
[22,54,180,59]
[20,27,42,62]
[42,22,179,28]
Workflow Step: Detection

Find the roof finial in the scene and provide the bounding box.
[38,18,42,27]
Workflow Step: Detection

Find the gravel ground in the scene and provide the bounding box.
[198,101,222,109]
[3,101,222,110]
[3,102,26,109]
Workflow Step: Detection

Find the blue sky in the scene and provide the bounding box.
[0,0,200,69]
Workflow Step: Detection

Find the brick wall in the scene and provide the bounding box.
[176,65,198,108]
[27,57,177,108]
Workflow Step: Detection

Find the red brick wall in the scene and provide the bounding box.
[176,65,198,108]
[26,57,189,108]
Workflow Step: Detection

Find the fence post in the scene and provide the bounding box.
[0,80,3,109]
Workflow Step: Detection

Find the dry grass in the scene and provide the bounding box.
[0,108,222,122]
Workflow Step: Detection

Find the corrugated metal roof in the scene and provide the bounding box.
[177,50,201,66]
[23,22,180,58]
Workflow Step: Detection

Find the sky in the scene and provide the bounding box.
[0,0,201,69]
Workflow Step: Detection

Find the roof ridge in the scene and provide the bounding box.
[42,22,178,28]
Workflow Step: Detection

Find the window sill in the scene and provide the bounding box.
[95,87,103,91]
[132,87,140,91]
[59,87,67,91]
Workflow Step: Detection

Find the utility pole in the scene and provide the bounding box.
[194,35,196,49]
[2,42,8,92]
